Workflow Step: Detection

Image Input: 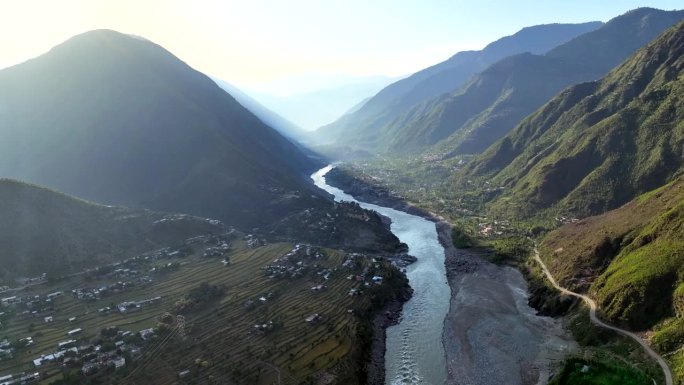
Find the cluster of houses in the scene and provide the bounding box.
[478,220,511,237]
[28,326,156,378]
[182,234,233,257]
[15,273,47,287]
[304,313,322,325]
[116,296,163,314]
[0,292,66,324]
[203,244,229,258]
[80,353,126,375]
[244,234,264,248]
[72,275,153,302]
[184,233,232,247]
[0,372,39,385]
[253,320,274,334]
[0,231,243,382]
[555,216,579,225]
[32,343,78,368]
[153,214,223,228]
[346,274,383,291]
[0,297,21,308]
[243,292,276,310]
[262,244,330,280]
[342,255,391,296]
[0,340,12,362]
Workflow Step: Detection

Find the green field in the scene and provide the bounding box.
[550,358,652,385]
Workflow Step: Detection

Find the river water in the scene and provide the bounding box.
[312,165,450,385]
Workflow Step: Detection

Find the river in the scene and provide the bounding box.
[312,165,450,385]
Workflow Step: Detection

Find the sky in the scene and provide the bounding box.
[1,0,682,95]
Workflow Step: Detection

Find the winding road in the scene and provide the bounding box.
[533,247,673,385]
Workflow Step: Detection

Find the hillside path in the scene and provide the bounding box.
[533,247,673,385]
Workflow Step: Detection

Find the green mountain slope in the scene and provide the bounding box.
[462,20,684,219]
[311,22,603,150]
[0,179,223,279]
[382,8,684,155]
[539,177,684,331]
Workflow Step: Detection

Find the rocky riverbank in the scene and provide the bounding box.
[367,288,413,385]
[323,165,577,384]
[437,221,577,385]
[318,167,416,385]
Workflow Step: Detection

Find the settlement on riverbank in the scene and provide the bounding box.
[313,165,449,385]
[320,165,577,385]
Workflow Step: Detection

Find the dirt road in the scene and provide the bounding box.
[533,247,673,385]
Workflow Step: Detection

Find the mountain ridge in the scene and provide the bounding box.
[461,19,684,219]
[0,178,224,278]
[212,78,307,141]
[379,8,684,155]
[311,21,604,150]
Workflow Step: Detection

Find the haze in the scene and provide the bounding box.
[1,0,682,94]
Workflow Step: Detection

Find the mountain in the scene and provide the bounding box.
[249,75,397,131]
[539,177,684,330]
[382,8,684,155]
[312,21,603,150]
[0,178,224,278]
[211,78,307,140]
[462,20,684,219]
[0,30,403,252]
[0,30,318,230]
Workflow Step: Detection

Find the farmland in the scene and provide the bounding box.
[0,233,409,385]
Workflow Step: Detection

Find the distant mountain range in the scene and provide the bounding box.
[384,8,684,156]
[246,75,398,131]
[0,178,224,278]
[462,19,684,219]
[311,21,604,149]
[211,78,307,140]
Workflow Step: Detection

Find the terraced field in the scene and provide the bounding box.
[0,237,404,385]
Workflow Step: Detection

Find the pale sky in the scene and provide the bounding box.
[1,0,682,93]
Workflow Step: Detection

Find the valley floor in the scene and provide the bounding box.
[326,161,671,384]
[323,166,578,384]
[438,222,576,385]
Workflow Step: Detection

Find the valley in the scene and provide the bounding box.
[317,15,684,385]
[2,4,684,385]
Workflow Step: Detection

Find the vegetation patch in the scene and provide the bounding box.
[451,225,475,248]
[652,317,684,352]
[487,235,532,264]
[549,357,651,385]
[174,282,226,313]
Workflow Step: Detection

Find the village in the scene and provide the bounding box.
[477,219,512,237]
[0,289,161,385]
[0,231,237,384]
[0,228,406,384]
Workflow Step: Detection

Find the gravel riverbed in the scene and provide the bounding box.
[438,222,577,385]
